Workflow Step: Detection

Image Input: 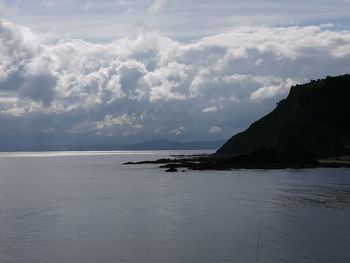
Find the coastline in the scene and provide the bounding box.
[124,154,350,171]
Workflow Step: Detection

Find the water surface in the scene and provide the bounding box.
[0,151,349,263]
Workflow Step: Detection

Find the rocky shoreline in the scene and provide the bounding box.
[124,154,350,172]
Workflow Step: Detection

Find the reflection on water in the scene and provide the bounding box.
[0,152,349,263]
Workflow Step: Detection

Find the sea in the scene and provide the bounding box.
[0,150,349,263]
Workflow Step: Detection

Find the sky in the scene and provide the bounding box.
[1,0,350,149]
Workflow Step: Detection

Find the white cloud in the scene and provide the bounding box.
[169,126,186,136]
[70,113,143,135]
[1,19,350,146]
[96,114,142,130]
[210,126,222,133]
[202,106,218,113]
[250,78,297,102]
[144,62,189,101]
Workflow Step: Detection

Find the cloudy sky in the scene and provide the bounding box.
[1,0,350,149]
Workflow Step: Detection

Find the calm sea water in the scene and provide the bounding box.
[0,151,349,263]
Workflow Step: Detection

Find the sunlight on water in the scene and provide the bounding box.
[0,150,209,158]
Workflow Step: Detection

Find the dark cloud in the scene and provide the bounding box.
[18,73,57,107]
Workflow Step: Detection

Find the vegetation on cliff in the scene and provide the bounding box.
[216,74,350,163]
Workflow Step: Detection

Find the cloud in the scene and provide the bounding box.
[0,4,5,19]
[18,73,57,107]
[95,114,143,130]
[250,78,296,102]
[210,126,222,133]
[1,19,350,147]
[202,106,218,113]
[148,0,171,15]
[5,0,350,43]
[169,126,186,136]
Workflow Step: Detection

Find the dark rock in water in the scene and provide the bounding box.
[216,74,350,162]
[123,158,181,165]
[166,167,178,172]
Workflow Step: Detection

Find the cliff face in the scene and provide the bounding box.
[216,74,350,161]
